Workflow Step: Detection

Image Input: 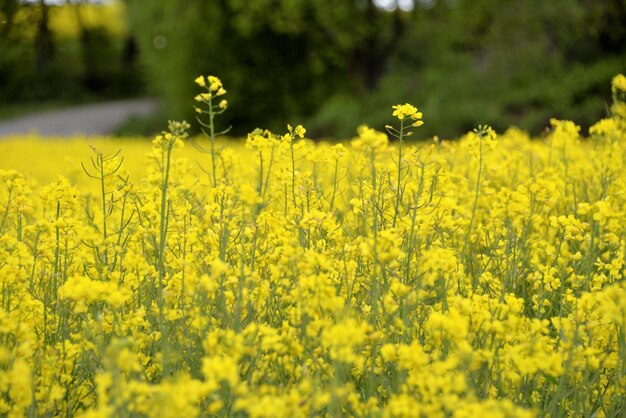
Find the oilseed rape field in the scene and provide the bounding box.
[0,75,625,418]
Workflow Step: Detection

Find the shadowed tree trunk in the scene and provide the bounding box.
[35,0,54,72]
[357,0,407,90]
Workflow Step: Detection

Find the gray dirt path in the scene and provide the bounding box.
[0,98,158,138]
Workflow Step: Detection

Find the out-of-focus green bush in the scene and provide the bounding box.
[127,0,626,138]
[0,1,143,107]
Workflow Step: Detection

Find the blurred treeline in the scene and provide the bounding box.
[2,0,626,138]
[126,0,626,138]
[0,0,142,106]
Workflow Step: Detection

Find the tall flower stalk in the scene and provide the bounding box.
[193,75,231,187]
[386,103,424,228]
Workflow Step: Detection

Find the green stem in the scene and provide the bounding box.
[393,119,405,228]
[209,98,217,187]
[157,139,174,373]
[99,152,108,269]
[291,138,297,208]
[464,132,483,284]
[369,147,379,326]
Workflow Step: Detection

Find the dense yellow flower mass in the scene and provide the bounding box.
[0,77,625,417]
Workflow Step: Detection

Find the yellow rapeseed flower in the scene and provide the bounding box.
[392,103,424,127]
[194,75,206,87]
[612,73,626,93]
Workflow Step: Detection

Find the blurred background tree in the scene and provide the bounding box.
[0,0,142,108]
[126,0,626,138]
[2,0,625,138]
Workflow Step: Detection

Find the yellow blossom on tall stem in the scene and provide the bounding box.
[392,103,424,126]
[386,102,424,226]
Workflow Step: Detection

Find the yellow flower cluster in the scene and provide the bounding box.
[0,76,624,417]
[194,75,228,112]
[392,103,424,127]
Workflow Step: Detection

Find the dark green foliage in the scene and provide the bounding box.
[2,0,625,138]
[125,0,626,138]
[0,2,143,106]
[125,0,405,135]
